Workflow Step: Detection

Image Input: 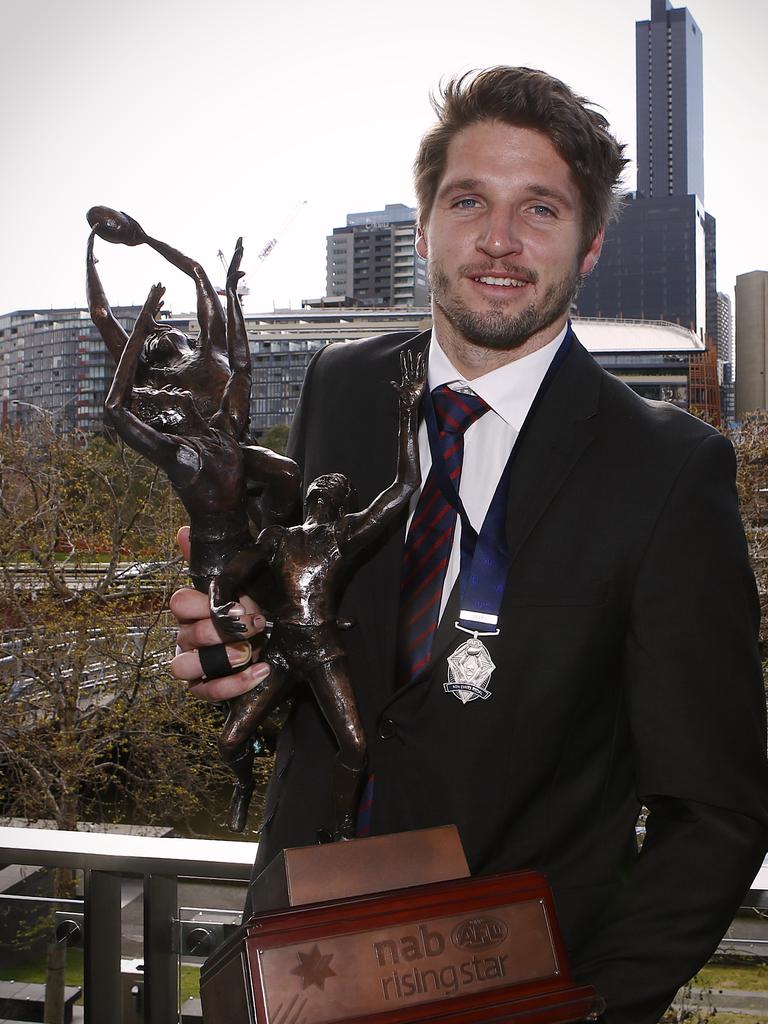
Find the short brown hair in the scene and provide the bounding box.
[414,67,627,250]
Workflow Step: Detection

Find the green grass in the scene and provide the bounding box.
[696,963,768,992]
[180,965,201,1002]
[0,951,200,1004]
[0,949,84,987]
[703,1015,768,1024]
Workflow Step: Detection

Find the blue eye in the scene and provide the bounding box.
[532,204,555,217]
[455,198,480,209]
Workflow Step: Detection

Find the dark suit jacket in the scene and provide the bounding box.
[249,327,768,1024]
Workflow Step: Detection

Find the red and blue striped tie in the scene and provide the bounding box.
[397,384,490,685]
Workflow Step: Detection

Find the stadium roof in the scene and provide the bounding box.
[572,316,704,353]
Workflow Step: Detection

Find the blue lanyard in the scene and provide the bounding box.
[423,327,573,635]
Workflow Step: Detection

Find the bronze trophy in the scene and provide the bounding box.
[201,825,602,1024]
[88,209,299,830]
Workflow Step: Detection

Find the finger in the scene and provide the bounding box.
[170,587,265,649]
[171,586,261,623]
[171,640,254,681]
[170,586,212,622]
[176,611,265,651]
[189,662,272,703]
[176,525,191,562]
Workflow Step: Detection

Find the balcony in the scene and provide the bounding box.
[0,826,254,1023]
[1,826,767,1023]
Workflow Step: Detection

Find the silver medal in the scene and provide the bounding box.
[444,634,496,703]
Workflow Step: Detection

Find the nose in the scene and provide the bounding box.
[476,209,523,259]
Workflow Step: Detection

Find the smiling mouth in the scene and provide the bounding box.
[474,275,529,287]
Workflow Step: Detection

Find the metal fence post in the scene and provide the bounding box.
[83,869,122,1024]
[144,873,178,1023]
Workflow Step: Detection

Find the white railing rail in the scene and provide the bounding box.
[0,827,256,1023]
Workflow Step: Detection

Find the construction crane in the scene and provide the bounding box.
[216,200,308,299]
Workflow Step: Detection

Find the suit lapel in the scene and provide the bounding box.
[358,330,432,687]
[503,336,601,567]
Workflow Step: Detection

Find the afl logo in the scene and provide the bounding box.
[451,916,508,950]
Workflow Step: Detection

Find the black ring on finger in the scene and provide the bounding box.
[198,641,252,681]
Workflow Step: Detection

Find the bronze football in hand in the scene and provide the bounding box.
[87,206,146,246]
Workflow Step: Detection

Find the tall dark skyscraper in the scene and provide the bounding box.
[635,0,704,202]
[577,0,717,344]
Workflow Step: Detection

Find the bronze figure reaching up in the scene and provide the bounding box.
[104,239,299,593]
[103,239,300,831]
[209,350,425,837]
[87,206,233,432]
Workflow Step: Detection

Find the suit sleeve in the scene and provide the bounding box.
[573,431,768,1024]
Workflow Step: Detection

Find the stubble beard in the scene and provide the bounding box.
[429,260,581,352]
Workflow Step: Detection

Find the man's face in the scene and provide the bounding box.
[417,121,603,360]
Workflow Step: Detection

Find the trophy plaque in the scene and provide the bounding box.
[200,828,602,1024]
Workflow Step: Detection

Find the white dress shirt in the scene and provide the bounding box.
[409,323,568,623]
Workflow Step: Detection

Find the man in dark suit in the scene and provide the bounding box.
[171,68,768,1022]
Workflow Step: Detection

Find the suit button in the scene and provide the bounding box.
[378,717,397,740]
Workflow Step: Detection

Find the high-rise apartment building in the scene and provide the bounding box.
[577,0,717,345]
[1,303,709,434]
[0,307,139,432]
[325,204,429,307]
[716,291,733,367]
[716,290,734,422]
[735,271,768,417]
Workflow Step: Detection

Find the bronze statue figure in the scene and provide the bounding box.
[103,239,298,591]
[92,210,424,838]
[97,229,299,829]
[210,350,425,837]
[87,206,234,431]
[88,207,299,533]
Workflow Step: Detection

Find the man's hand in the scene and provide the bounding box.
[170,527,270,701]
[392,348,426,414]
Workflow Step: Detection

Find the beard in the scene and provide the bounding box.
[428,259,581,351]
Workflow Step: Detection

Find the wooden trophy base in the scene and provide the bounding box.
[200,827,602,1024]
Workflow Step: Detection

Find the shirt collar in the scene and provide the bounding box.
[427,322,569,430]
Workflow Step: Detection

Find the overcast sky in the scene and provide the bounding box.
[1,0,765,319]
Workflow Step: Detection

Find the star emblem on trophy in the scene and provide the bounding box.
[289,945,337,991]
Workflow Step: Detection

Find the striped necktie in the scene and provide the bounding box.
[397,384,490,685]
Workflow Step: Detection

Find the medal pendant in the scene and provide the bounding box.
[444,634,496,704]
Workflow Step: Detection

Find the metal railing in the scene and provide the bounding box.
[0,826,256,1023]
[2,828,767,1023]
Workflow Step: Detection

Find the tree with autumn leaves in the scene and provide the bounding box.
[0,418,247,837]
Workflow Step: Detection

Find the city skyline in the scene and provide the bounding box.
[1,0,765,320]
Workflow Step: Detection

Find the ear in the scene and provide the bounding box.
[415,224,428,260]
[579,227,604,276]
